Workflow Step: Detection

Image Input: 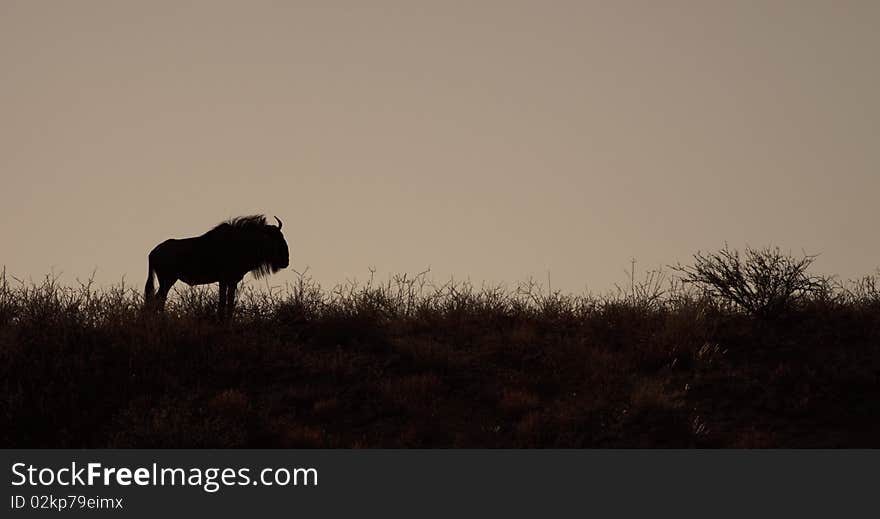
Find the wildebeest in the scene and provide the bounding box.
[144,215,290,318]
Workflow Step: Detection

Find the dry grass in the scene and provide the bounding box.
[1,266,878,447]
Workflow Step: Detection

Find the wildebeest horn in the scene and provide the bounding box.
[274,216,282,229]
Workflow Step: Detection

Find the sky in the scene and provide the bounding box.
[2,1,878,294]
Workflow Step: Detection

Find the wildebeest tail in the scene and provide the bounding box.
[144,258,156,301]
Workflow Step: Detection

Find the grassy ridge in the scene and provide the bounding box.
[1,269,878,447]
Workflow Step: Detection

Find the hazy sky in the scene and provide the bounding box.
[2,1,878,293]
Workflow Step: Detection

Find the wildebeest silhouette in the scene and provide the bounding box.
[144,215,290,318]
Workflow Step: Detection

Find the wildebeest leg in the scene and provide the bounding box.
[226,283,237,318]
[218,283,229,320]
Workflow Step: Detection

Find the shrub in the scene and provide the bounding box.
[672,245,823,318]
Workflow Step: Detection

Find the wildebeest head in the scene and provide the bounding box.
[249,216,290,280]
[265,216,290,272]
[232,214,290,279]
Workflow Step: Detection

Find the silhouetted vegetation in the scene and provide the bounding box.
[673,245,825,318]
[1,248,879,448]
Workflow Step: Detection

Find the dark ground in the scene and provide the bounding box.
[1,273,878,447]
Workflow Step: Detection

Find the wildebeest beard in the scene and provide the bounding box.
[251,261,282,279]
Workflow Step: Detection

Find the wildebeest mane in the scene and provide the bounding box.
[210,214,269,232]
